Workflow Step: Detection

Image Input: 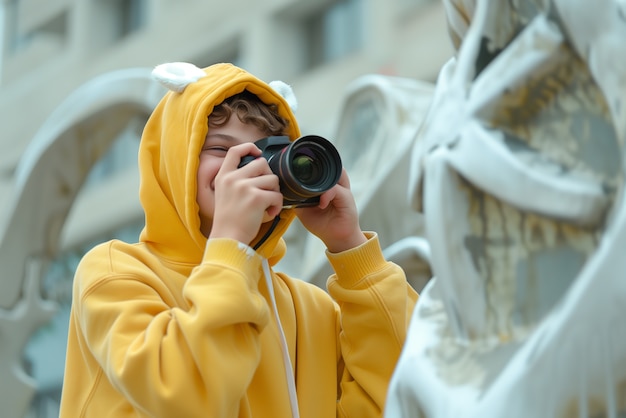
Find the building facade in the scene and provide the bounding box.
[0,0,453,416]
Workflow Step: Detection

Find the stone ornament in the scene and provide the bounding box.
[386,0,626,416]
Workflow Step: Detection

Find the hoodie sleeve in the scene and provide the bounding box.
[325,232,419,418]
[75,238,269,417]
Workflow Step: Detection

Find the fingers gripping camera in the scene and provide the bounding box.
[238,135,342,207]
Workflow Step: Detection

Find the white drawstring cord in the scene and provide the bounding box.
[262,259,300,418]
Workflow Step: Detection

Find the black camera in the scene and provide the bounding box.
[238,135,342,207]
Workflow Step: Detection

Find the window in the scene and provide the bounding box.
[37,12,68,42]
[116,0,145,39]
[6,0,29,53]
[5,0,69,55]
[91,0,147,48]
[303,0,364,69]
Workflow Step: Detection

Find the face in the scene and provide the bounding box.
[197,115,268,237]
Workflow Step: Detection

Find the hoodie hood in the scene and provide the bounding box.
[138,62,301,264]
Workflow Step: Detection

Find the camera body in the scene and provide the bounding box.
[238,135,342,207]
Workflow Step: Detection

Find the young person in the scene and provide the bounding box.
[59,62,418,418]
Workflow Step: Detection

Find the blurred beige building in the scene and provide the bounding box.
[0,0,452,416]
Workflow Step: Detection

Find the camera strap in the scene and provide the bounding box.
[253,215,282,250]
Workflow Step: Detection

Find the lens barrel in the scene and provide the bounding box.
[238,135,342,207]
[268,135,342,206]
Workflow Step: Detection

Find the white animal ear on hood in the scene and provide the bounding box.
[152,62,206,93]
[152,62,298,112]
[269,80,298,113]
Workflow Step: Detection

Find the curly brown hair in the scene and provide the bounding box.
[208,90,289,136]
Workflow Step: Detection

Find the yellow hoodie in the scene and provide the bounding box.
[59,63,418,418]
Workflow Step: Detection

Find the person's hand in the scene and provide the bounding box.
[295,168,366,253]
[209,143,283,245]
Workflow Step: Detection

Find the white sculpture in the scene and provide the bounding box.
[386,0,626,416]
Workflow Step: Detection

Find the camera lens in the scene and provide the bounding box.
[269,135,342,204]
